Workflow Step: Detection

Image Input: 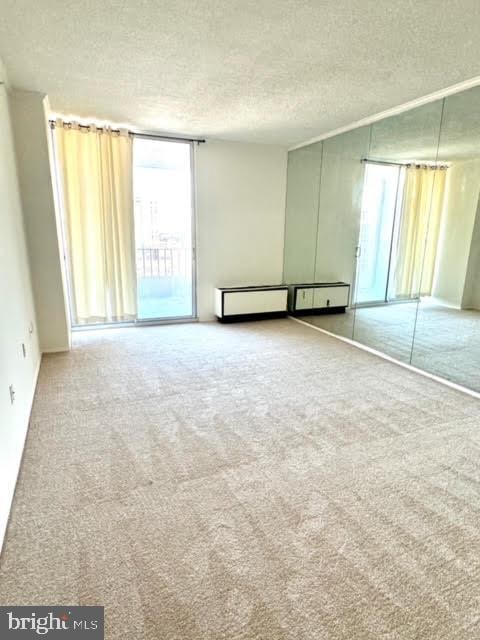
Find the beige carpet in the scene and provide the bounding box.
[304,302,480,392]
[1,318,480,639]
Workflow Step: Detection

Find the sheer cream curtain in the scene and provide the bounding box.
[54,121,137,324]
[394,166,447,299]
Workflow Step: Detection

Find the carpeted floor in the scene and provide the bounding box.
[1,318,480,639]
[304,302,480,391]
[412,304,480,390]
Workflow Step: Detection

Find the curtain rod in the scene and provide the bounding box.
[362,158,449,169]
[48,119,205,144]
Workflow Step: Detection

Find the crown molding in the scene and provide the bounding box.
[288,75,480,152]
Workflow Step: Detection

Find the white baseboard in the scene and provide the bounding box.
[29,354,42,417]
[291,316,480,401]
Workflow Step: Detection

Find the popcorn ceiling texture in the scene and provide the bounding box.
[1,318,480,638]
[1,1,480,145]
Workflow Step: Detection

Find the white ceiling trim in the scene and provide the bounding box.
[288,74,480,152]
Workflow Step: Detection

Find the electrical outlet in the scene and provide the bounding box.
[9,385,15,405]
[22,343,26,358]
[29,322,34,335]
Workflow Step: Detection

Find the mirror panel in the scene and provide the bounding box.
[301,126,371,339]
[352,101,444,362]
[411,87,480,391]
[369,102,444,162]
[283,143,322,284]
[283,84,480,395]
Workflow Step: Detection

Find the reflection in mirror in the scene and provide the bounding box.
[283,84,480,394]
[352,101,444,362]
[355,162,405,305]
[299,126,371,339]
[411,86,480,392]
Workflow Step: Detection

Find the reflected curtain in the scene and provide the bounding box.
[394,166,447,298]
[54,121,137,324]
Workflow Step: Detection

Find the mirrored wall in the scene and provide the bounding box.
[283,85,480,394]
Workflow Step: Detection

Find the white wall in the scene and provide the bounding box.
[0,67,41,551]
[195,140,287,320]
[432,160,480,307]
[10,91,70,352]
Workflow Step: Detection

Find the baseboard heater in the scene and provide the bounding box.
[215,285,288,322]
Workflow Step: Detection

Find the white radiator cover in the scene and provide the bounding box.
[215,287,288,318]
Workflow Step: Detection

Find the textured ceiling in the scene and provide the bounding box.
[1,0,480,146]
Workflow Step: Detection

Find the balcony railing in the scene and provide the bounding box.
[136,247,190,278]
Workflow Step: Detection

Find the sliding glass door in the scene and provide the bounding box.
[133,138,195,321]
[54,123,196,327]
